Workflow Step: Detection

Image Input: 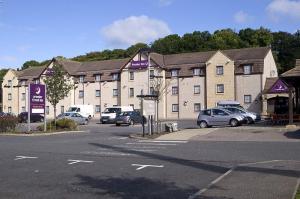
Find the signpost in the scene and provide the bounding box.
[28,84,46,133]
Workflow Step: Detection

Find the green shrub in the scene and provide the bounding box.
[37,118,77,131]
[0,115,19,133]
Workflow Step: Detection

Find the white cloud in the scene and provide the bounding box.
[158,0,172,7]
[0,55,17,63]
[234,11,253,24]
[101,15,171,48]
[266,0,300,21]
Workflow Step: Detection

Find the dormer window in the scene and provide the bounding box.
[79,75,85,83]
[20,80,26,86]
[112,73,119,81]
[95,74,101,82]
[34,79,40,84]
[243,65,252,75]
[8,80,12,87]
[216,66,224,75]
[193,68,201,76]
[171,69,178,77]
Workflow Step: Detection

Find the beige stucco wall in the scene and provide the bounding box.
[2,70,19,115]
[206,51,235,108]
[235,74,262,113]
[179,76,205,119]
[165,78,179,119]
[263,50,278,89]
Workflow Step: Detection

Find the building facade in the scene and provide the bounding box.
[1,47,278,119]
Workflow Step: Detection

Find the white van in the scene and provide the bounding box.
[67,105,94,119]
[100,106,133,124]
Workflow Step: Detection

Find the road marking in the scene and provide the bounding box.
[138,140,188,143]
[14,156,38,160]
[68,159,94,165]
[188,167,235,199]
[239,160,282,166]
[126,142,177,146]
[110,136,128,140]
[80,151,133,156]
[131,164,164,170]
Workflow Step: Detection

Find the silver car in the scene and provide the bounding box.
[223,107,259,124]
[57,112,89,125]
[197,108,246,128]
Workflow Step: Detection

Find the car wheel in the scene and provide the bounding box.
[247,117,254,124]
[129,120,134,126]
[84,120,88,125]
[199,121,208,128]
[230,119,239,127]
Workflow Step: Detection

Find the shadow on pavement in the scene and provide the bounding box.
[284,130,300,139]
[74,175,197,199]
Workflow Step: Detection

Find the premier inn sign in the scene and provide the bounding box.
[130,60,149,70]
[29,84,46,114]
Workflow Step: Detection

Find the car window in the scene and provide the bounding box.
[76,108,80,112]
[213,109,228,116]
[201,110,211,116]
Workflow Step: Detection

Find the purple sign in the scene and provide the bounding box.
[130,60,149,69]
[29,84,46,114]
[270,79,289,93]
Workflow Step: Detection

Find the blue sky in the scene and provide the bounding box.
[0,0,299,69]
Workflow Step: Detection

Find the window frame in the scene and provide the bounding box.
[193,68,201,76]
[95,74,101,82]
[194,85,201,94]
[171,69,178,77]
[112,73,119,81]
[216,66,224,75]
[172,104,179,112]
[95,90,101,97]
[172,86,178,95]
[243,65,252,75]
[216,84,224,94]
[79,75,85,83]
[95,105,101,113]
[244,95,252,104]
[129,71,134,80]
[8,93,12,100]
[194,103,201,112]
[113,89,118,97]
[150,70,155,79]
[21,93,26,101]
[79,90,84,98]
[129,88,134,97]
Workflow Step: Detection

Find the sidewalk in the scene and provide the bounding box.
[155,128,217,140]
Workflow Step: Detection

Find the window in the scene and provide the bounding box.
[244,65,252,75]
[113,89,118,97]
[20,80,26,86]
[201,109,211,116]
[129,72,134,80]
[46,106,49,115]
[150,87,154,95]
[193,68,201,76]
[8,80,12,87]
[96,90,101,97]
[34,79,40,84]
[150,70,154,79]
[216,66,224,75]
[21,93,26,101]
[171,69,178,77]
[21,106,26,112]
[79,76,85,83]
[95,105,101,113]
[194,85,200,94]
[8,93,12,100]
[244,95,252,104]
[212,109,228,116]
[129,88,134,97]
[194,103,201,112]
[95,74,101,82]
[61,106,64,114]
[172,86,178,95]
[8,107,12,113]
[172,104,179,112]
[79,90,84,98]
[216,84,224,93]
[112,73,119,80]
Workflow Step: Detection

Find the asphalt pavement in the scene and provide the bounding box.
[0,120,299,199]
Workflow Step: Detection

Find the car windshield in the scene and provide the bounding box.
[120,112,132,116]
[104,108,121,113]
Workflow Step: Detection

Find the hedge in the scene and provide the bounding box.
[0,115,19,133]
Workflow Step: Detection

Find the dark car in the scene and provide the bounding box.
[18,112,44,123]
[115,111,145,126]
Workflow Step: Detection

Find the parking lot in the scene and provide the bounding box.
[2,119,300,198]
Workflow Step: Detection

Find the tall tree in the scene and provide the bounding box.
[22,60,41,70]
[151,34,183,54]
[126,43,149,57]
[44,63,74,127]
[211,29,246,49]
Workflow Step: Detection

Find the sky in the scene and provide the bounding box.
[0,0,299,69]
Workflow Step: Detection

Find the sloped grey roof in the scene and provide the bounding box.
[163,51,216,66]
[223,47,270,60]
[55,59,81,75]
[18,65,47,79]
[78,58,129,74]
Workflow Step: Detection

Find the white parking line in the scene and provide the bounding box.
[126,142,177,146]
[131,164,164,170]
[80,151,133,156]
[68,159,94,165]
[14,156,38,160]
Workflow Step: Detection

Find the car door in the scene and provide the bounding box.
[212,109,230,126]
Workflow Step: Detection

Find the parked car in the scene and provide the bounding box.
[115,111,145,126]
[223,107,260,124]
[57,112,89,125]
[18,112,44,123]
[197,108,246,128]
[67,105,94,119]
[100,106,134,124]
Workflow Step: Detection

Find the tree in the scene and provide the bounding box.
[44,63,74,127]
[126,43,149,57]
[151,34,183,54]
[0,69,8,82]
[210,29,245,49]
[22,60,41,70]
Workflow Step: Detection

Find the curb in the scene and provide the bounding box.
[0,130,86,137]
